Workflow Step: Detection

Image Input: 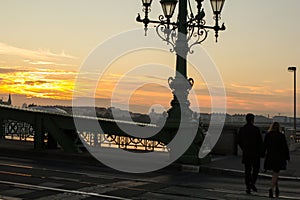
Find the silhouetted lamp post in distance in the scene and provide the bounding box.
[288,66,297,132]
[137,0,226,122]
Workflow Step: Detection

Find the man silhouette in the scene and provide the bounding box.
[238,113,263,194]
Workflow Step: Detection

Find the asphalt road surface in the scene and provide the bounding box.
[0,151,299,200]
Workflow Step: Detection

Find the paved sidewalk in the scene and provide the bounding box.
[1,139,299,180]
[200,144,300,180]
[0,139,299,199]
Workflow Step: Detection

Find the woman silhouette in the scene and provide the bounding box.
[263,122,290,198]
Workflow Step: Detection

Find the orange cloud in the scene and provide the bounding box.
[0,67,76,100]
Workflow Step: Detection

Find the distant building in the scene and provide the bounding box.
[96,107,108,117]
[29,106,68,114]
[273,116,291,123]
[199,113,211,124]
[255,115,272,123]
[199,113,272,125]
[108,107,131,120]
[230,114,246,124]
[0,94,12,106]
[149,109,163,124]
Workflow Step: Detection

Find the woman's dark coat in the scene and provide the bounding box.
[263,131,290,171]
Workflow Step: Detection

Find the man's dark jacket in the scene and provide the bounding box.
[238,123,263,163]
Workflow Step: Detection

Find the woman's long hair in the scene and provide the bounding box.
[268,122,281,132]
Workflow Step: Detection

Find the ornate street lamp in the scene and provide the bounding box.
[136,0,226,164]
[142,0,153,7]
[137,0,226,122]
[160,0,178,19]
[210,0,226,41]
[210,0,225,14]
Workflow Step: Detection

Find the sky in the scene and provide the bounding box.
[0,0,300,117]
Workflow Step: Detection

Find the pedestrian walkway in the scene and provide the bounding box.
[0,139,299,199]
[200,144,300,180]
[1,139,299,179]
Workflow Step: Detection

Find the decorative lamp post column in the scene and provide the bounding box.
[136,0,226,164]
[288,66,297,132]
[137,0,226,122]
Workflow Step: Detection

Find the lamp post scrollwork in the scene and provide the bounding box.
[137,0,226,121]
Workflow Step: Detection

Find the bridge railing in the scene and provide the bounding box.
[79,132,168,152]
[0,105,205,165]
[0,105,170,153]
[2,119,35,141]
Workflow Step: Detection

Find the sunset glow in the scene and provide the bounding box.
[0,1,299,117]
[0,67,76,100]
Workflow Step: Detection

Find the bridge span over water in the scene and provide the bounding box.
[0,105,204,165]
[2,105,298,165]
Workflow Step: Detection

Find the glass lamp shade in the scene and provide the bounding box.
[142,0,153,7]
[160,0,178,18]
[210,0,225,14]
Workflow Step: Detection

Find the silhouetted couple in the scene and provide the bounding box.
[238,113,290,198]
